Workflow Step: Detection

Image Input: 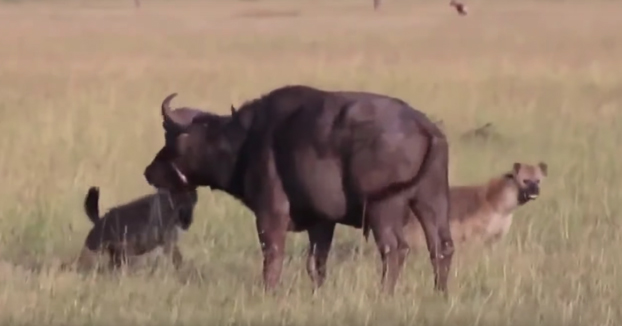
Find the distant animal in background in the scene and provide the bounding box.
[460,122,506,142]
[457,122,519,150]
[70,186,198,271]
[450,0,468,15]
[402,162,548,250]
[373,0,381,10]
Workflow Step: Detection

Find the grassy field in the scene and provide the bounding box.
[1,0,621,324]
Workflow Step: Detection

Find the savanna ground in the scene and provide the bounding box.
[0,0,621,324]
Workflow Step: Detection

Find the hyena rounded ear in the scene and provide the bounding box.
[176,133,191,156]
[512,162,522,174]
[538,162,548,176]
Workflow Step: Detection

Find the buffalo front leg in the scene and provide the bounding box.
[249,147,292,292]
[368,195,411,295]
[256,213,289,292]
[306,221,336,290]
[410,197,454,294]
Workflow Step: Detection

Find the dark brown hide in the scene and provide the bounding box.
[144,85,454,295]
[76,186,198,270]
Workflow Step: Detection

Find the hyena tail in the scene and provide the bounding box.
[84,186,100,224]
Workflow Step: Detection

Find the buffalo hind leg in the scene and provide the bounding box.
[306,221,336,290]
[368,195,411,295]
[410,196,454,294]
[256,213,289,292]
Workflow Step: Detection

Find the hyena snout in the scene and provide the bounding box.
[523,181,540,199]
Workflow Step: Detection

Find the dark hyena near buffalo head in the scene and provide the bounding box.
[73,186,198,271]
[143,85,455,295]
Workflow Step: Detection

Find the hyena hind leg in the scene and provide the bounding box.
[163,241,183,270]
[65,246,100,272]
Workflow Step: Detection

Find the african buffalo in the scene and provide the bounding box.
[143,85,455,295]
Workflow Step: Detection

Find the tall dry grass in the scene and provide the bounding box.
[0,0,621,324]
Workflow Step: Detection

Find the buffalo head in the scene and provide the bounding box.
[160,93,214,147]
[144,94,251,193]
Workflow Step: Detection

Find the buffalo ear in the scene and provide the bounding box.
[512,162,522,174]
[176,133,191,156]
[538,161,548,176]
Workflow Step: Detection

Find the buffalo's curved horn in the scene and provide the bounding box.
[230,105,237,115]
[161,92,181,125]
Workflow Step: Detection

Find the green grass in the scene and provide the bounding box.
[1,0,621,324]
